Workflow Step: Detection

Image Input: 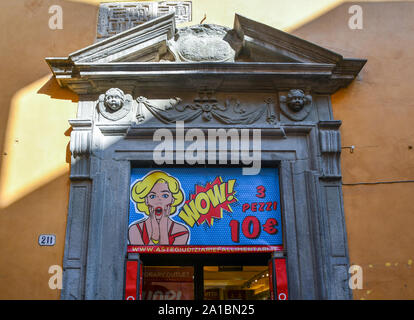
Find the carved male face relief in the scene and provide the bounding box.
[104,88,125,111]
[287,89,306,112]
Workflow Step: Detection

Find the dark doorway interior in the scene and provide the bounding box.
[140,253,272,300]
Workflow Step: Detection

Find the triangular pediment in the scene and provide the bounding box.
[68,13,176,64]
[50,13,346,64]
[233,14,342,64]
[45,13,366,94]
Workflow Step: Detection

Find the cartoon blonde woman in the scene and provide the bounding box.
[128,171,189,246]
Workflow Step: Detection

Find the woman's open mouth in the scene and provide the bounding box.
[155,207,163,217]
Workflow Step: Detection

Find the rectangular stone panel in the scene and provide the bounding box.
[64,268,81,300]
[97,1,192,40]
[67,185,89,260]
[332,265,350,299]
[325,186,346,257]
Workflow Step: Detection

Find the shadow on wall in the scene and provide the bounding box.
[0,0,98,299]
[37,76,79,102]
[0,0,98,163]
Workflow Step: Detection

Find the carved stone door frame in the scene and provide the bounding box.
[62,117,351,300]
[46,13,366,300]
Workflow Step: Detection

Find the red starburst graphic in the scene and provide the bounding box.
[185,177,237,227]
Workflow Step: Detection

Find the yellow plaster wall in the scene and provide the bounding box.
[0,0,97,299]
[293,2,414,299]
[0,0,412,299]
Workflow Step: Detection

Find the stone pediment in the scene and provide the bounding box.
[69,13,176,64]
[46,13,366,94]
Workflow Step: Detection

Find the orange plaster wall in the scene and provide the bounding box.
[0,0,98,299]
[293,2,414,299]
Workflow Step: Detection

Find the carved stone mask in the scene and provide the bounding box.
[287,89,306,112]
[104,88,125,111]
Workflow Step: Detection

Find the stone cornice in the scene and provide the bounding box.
[45,60,366,94]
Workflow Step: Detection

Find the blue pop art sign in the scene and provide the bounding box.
[128,167,283,254]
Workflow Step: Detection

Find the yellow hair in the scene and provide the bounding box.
[131,171,184,216]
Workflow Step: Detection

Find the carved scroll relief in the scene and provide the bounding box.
[69,119,92,158]
[318,121,342,178]
[136,93,276,125]
[97,88,279,126]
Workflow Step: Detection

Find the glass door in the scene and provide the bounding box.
[142,266,194,300]
[204,265,271,300]
[133,253,283,300]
